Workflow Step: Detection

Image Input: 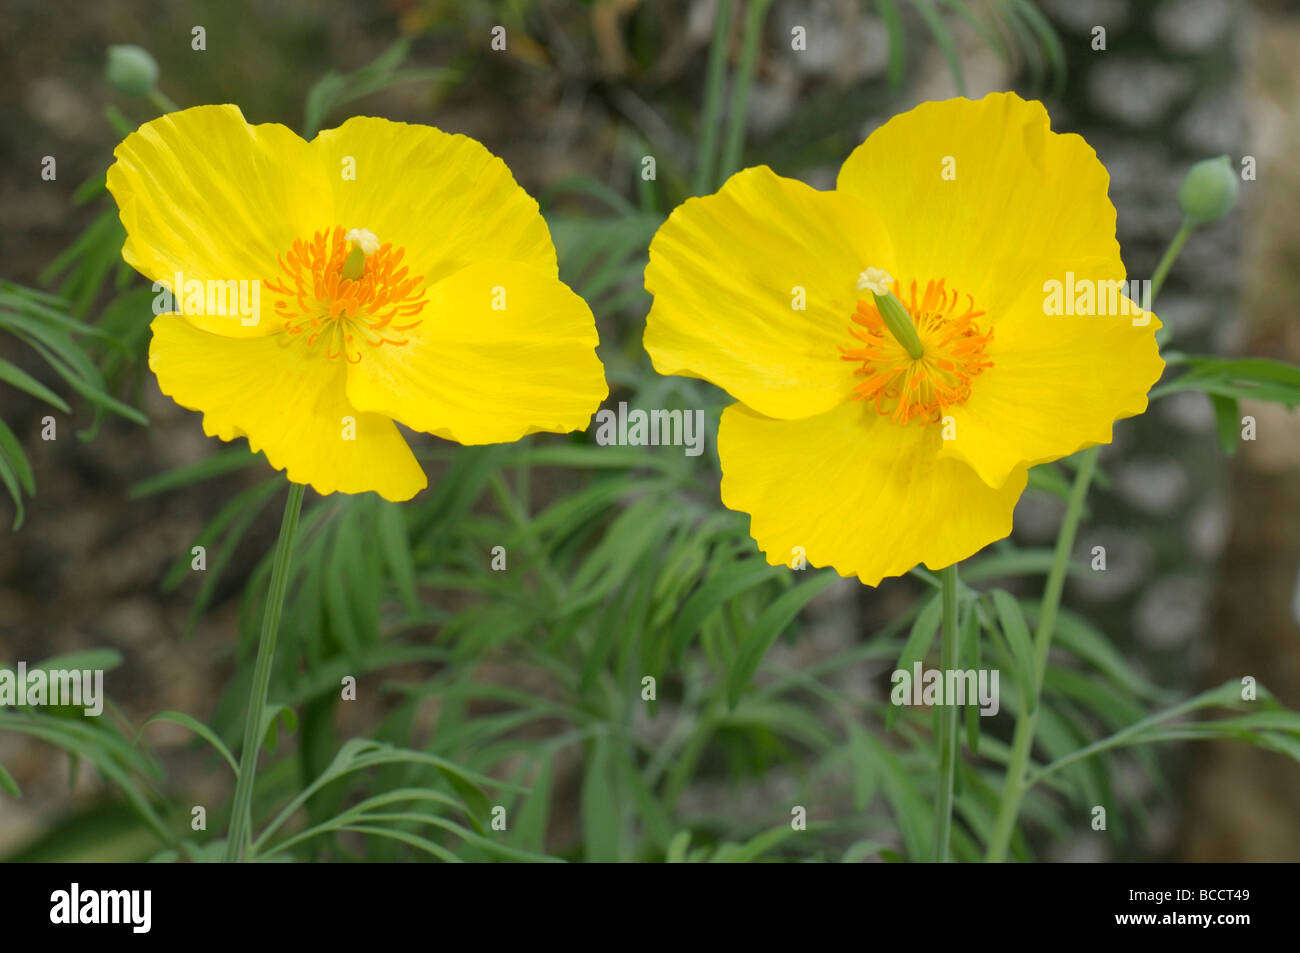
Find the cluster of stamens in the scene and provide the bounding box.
[841,277,993,424]
[265,226,426,363]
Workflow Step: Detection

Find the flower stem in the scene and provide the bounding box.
[1149,221,1192,304]
[147,88,180,115]
[931,563,961,862]
[223,481,305,863]
[983,217,1194,862]
[985,447,1096,862]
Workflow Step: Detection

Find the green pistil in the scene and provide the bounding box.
[874,289,924,360]
[341,244,366,280]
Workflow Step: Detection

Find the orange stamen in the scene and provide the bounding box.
[840,277,993,425]
[264,226,427,363]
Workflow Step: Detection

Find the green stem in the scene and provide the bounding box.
[931,563,961,862]
[984,219,1194,862]
[692,0,733,195]
[985,447,1096,862]
[1148,221,1192,304]
[718,0,772,182]
[223,481,306,863]
[147,88,180,115]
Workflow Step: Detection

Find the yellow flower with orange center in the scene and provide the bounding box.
[108,105,608,501]
[643,93,1165,585]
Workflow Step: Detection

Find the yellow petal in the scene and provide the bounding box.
[719,400,1026,586]
[149,315,427,501]
[837,92,1119,318]
[940,293,1164,487]
[107,105,330,336]
[644,166,895,420]
[344,260,607,445]
[310,117,557,285]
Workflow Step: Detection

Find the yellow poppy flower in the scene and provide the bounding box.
[644,92,1163,585]
[107,105,607,501]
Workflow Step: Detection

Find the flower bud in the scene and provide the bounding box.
[1178,155,1238,226]
[106,45,159,97]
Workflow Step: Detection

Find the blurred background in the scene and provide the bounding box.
[0,0,1297,862]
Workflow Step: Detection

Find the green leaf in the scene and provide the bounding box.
[0,712,170,841]
[845,719,880,811]
[962,547,1071,583]
[336,825,462,862]
[841,840,887,863]
[540,174,638,217]
[912,0,965,94]
[1210,393,1240,455]
[259,704,298,755]
[1044,606,1164,700]
[169,479,281,636]
[302,37,456,137]
[13,330,147,427]
[858,730,930,860]
[377,500,419,613]
[71,172,106,204]
[513,756,555,854]
[1044,668,1147,734]
[877,0,906,88]
[129,445,263,498]
[666,830,691,863]
[582,734,621,862]
[0,760,19,797]
[1008,0,1067,96]
[1026,462,1073,501]
[1001,0,1045,89]
[726,570,840,707]
[140,710,238,775]
[710,825,798,862]
[0,358,72,412]
[611,740,674,852]
[939,0,1009,60]
[1153,355,1300,407]
[251,739,510,855]
[29,649,124,673]
[0,418,35,497]
[0,450,24,529]
[886,592,942,729]
[959,600,981,753]
[990,590,1035,713]
[670,557,782,659]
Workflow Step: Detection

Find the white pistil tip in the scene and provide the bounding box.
[346,228,380,256]
[857,267,894,296]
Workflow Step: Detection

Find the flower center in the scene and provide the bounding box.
[841,276,993,425]
[265,226,427,363]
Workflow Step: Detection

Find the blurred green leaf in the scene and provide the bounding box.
[303,37,456,138]
[1210,393,1241,455]
[727,570,840,707]
[141,710,238,775]
[1153,355,1300,406]
[0,761,18,798]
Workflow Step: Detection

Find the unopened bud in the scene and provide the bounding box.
[106,45,160,97]
[1178,155,1238,226]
